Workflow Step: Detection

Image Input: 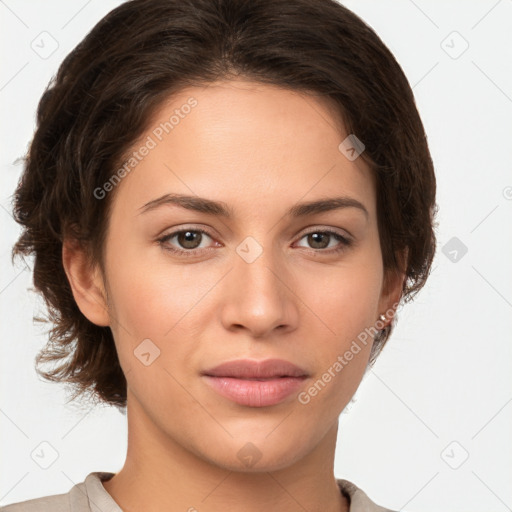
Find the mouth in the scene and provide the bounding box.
[201,358,309,407]
[202,375,308,407]
[203,375,302,380]
[201,358,309,380]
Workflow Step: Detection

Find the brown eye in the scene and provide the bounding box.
[296,230,352,252]
[176,230,203,249]
[306,232,330,249]
[158,228,215,255]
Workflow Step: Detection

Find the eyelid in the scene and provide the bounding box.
[298,225,352,241]
[157,225,219,250]
[156,224,353,257]
[157,224,351,241]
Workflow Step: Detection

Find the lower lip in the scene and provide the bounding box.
[202,375,307,407]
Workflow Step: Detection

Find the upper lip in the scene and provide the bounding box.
[202,358,309,379]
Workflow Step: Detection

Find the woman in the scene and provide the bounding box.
[4,0,436,510]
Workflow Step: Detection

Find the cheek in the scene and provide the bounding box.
[103,243,224,383]
[104,235,201,334]
[106,261,166,337]
[297,270,380,415]
[297,247,383,394]
[303,258,383,339]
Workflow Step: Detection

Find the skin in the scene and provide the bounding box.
[63,79,404,512]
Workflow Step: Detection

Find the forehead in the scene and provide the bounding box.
[111,79,376,221]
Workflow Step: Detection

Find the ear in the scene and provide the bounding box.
[62,238,110,327]
[377,248,408,325]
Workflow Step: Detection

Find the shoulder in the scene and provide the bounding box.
[337,478,398,512]
[0,491,70,512]
[0,472,117,512]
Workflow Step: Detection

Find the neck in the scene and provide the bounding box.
[102,391,348,512]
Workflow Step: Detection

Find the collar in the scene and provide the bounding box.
[76,472,394,512]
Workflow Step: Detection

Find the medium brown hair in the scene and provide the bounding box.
[12,0,437,410]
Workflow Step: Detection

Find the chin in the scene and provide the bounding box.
[190,430,308,473]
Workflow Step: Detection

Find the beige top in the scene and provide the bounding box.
[0,472,395,511]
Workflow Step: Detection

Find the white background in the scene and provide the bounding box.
[1,1,511,510]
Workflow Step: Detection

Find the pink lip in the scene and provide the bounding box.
[201,358,309,407]
[202,376,307,407]
[202,358,309,379]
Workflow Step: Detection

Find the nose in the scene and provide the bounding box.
[220,244,299,338]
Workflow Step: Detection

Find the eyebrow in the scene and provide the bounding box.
[138,193,369,220]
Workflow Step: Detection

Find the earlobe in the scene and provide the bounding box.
[62,239,110,327]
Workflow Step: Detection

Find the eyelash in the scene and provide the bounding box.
[157,226,353,259]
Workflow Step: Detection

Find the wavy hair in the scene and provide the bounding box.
[12,0,437,409]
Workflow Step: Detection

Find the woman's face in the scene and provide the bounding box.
[87,80,400,471]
